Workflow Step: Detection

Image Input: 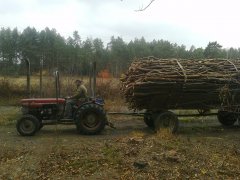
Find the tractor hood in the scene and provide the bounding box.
[21,98,66,107]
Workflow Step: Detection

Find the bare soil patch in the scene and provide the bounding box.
[0,114,240,179]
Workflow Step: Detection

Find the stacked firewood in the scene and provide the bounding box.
[121,57,240,110]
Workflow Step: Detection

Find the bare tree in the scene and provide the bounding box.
[135,0,156,11]
[121,0,156,11]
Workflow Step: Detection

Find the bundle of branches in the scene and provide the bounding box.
[121,57,240,111]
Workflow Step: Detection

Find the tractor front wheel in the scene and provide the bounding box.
[74,104,107,135]
[16,115,40,136]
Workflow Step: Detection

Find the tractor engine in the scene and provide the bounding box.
[21,98,66,120]
[40,105,58,120]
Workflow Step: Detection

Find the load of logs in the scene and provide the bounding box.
[121,57,240,111]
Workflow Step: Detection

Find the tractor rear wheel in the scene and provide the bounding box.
[154,111,179,134]
[16,115,40,136]
[74,104,107,135]
[217,111,237,126]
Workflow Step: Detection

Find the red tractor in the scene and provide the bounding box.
[16,72,108,136]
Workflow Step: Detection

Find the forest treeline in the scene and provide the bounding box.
[1,27,240,76]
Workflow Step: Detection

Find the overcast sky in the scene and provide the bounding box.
[0,0,240,49]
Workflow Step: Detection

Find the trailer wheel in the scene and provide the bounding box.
[144,111,154,129]
[217,111,237,126]
[16,115,40,136]
[74,104,107,135]
[154,111,179,133]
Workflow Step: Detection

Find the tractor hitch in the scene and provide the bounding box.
[106,121,116,129]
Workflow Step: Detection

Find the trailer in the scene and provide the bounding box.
[120,57,240,133]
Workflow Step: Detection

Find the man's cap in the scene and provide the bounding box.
[75,79,82,83]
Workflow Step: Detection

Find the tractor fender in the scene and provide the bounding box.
[73,102,104,121]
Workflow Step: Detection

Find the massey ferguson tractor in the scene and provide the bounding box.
[16,71,108,136]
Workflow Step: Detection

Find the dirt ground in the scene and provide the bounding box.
[0,109,240,179]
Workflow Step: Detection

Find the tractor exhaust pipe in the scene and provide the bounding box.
[25,59,31,98]
[55,71,60,100]
[89,61,97,98]
[93,61,96,98]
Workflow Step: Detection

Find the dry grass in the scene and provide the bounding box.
[0,106,21,125]
[0,76,122,104]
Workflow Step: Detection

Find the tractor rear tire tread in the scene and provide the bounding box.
[75,104,107,135]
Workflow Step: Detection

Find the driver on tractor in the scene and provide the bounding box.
[65,79,88,119]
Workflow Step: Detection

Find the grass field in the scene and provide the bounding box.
[0,75,121,105]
